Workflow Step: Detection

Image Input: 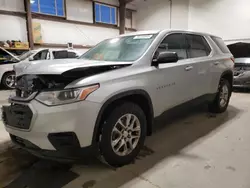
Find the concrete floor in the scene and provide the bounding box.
[0,91,250,188]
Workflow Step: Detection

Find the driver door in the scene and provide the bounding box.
[153,33,196,113]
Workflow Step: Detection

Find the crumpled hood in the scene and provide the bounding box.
[14,58,132,77]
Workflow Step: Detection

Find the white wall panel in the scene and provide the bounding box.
[33,19,119,45]
[135,0,189,31]
[0,0,25,12]
[188,0,250,41]
[172,0,189,29]
[0,15,27,41]
[66,0,93,23]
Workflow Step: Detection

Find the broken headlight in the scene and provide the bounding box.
[36,84,99,106]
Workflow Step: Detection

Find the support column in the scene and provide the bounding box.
[119,0,126,35]
[24,0,34,49]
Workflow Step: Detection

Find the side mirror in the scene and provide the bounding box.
[29,56,34,61]
[152,51,178,65]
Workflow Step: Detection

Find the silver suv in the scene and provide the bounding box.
[2,30,234,166]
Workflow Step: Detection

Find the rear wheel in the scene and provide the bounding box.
[100,102,147,167]
[2,72,16,89]
[208,78,231,113]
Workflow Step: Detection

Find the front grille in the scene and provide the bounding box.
[2,104,33,130]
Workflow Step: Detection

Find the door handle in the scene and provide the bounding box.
[214,62,219,65]
[185,66,193,71]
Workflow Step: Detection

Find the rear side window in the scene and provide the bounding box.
[53,51,78,59]
[211,36,231,53]
[68,52,78,58]
[186,34,211,58]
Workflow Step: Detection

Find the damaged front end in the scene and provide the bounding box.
[13,64,130,101]
[2,63,131,130]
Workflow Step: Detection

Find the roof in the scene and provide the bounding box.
[32,48,81,54]
[120,29,220,38]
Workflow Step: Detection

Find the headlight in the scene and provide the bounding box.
[36,84,99,106]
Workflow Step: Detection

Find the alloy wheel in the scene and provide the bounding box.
[111,114,141,156]
[5,74,16,89]
[219,84,229,107]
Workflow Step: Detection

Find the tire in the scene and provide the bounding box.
[2,72,16,89]
[100,102,147,167]
[208,78,231,113]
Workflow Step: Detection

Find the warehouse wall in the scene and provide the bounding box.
[188,0,250,43]
[0,0,136,48]
[0,0,27,42]
[33,19,119,46]
[0,15,27,42]
[33,0,136,46]
[135,0,189,30]
[0,0,24,12]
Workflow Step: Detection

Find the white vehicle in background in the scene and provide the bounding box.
[0,48,81,89]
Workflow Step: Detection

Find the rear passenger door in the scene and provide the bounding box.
[185,34,212,98]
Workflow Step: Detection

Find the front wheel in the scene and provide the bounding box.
[100,102,147,167]
[2,72,16,89]
[208,78,231,113]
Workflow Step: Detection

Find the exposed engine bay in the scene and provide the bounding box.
[15,64,130,98]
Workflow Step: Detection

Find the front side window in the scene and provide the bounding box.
[157,33,187,60]
[33,50,49,61]
[31,0,65,17]
[186,34,211,58]
[94,3,117,25]
[80,34,157,62]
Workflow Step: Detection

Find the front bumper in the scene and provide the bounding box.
[10,134,98,161]
[2,99,101,156]
[233,72,250,88]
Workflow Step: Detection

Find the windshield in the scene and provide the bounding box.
[18,50,36,61]
[80,34,157,62]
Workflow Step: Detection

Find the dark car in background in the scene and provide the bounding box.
[227,43,250,89]
[233,58,250,88]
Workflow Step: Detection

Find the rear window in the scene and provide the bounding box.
[211,36,231,53]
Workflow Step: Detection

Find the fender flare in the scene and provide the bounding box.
[91,89,154,144]
[220,69,233,86]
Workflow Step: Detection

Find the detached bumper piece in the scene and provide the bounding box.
[10,133,98,161]
[233,80,250,88]
[2,104,33,130]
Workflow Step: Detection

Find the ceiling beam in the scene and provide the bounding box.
[119,0,134,34]
[119,0,126,34]
[24,0,34,49]
[126,0,134,3]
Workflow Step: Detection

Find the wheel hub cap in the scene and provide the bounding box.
[123,131,129,138]
[6,74,16,88]
[219,84,229,107]
[111,114,141,156]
